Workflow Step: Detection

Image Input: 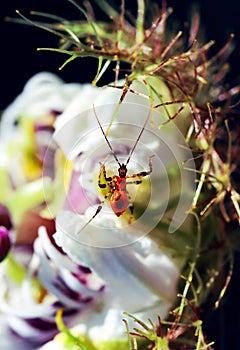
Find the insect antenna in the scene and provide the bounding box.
[125,108,152,166]
[93,105,121,167]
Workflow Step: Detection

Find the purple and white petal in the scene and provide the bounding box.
[55,210,180,320]
[0,226,104,345]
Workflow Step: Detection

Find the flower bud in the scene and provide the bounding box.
[0,226,11,262]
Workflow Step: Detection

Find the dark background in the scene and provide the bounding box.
[1,1,240,349]
[1,0,240,111]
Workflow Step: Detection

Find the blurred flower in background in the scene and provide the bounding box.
[0,72,84,244]
[1,0,240,349]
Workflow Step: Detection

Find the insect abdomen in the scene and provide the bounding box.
[110,191,129,217]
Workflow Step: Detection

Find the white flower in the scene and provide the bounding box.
[53,78,195,233]
[0,227,104,348]
[0,72,85,231]
[37,208,180,349]
[37,78,196,348]
[0,72,83,138]
[0,72,195,349]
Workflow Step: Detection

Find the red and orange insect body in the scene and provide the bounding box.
[95,104,154,219]
[79,106,153,231]
[110,175,128,217]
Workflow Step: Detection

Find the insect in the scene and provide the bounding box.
[80,106,154,230]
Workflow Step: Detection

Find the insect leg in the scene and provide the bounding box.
[78,200,105,233]
[127,179,143,185]
[78,187,113,233]
[98,163,112,189]
[126,155,154,180]
[79,164,114,233]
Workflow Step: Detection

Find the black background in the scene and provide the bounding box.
[1,1,240,349]
[1,0,240,111]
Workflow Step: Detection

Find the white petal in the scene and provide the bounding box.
[0,316,38,350]
[0,72,82,138]
[55,210,179,316]
[53,80,196,232]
